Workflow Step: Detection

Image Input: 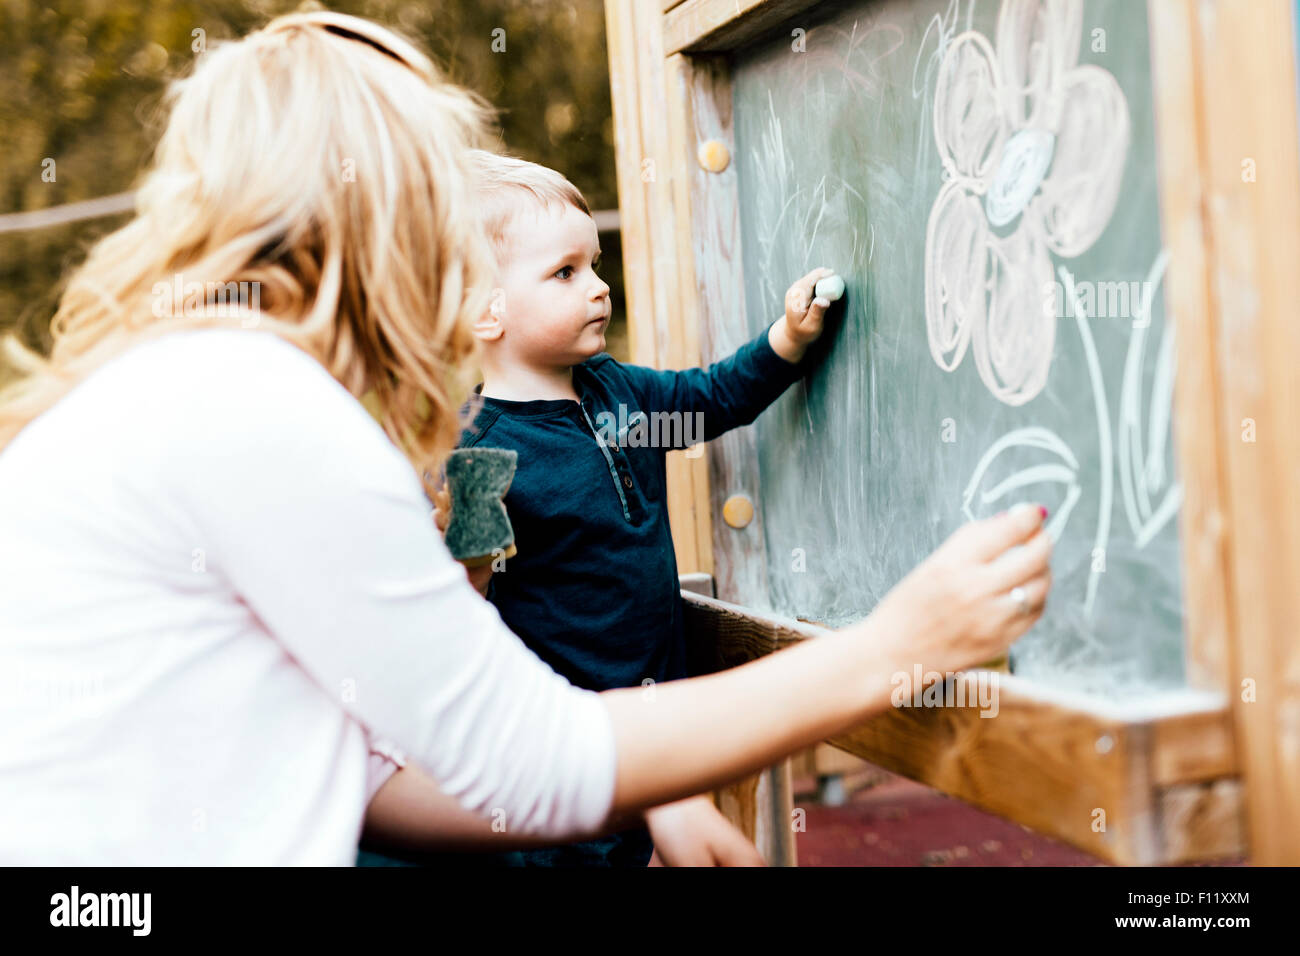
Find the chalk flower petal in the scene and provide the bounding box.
[996,0,1083,131]
[973,226,1056,406]
[1034,65,1130,257]
[933,31,1004,186]
[925,181,991,371]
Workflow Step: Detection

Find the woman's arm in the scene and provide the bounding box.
[362,505,1051,849]
[361,762,637,853]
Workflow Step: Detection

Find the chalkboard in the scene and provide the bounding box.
[730,0,1184,696]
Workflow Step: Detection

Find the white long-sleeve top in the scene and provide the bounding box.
[0,328,618,865]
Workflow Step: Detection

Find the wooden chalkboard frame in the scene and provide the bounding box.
[606,0,1300,864]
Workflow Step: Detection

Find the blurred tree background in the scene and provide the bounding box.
[0,0,627,378]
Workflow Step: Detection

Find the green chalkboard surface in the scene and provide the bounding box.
[731,0,1183,696]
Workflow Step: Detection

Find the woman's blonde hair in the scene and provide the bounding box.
[0,11,495,499]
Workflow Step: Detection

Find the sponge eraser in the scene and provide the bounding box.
[814,274,846,302]
[443,448,518,567]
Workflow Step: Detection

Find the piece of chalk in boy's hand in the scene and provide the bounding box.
[443,448,518,567]
[814,273,846,302]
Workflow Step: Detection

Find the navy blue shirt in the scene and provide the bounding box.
[460,323,805,693]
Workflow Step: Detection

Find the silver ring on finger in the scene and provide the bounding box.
[1009,585,1030,616]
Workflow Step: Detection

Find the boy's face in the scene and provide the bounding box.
[491,201,611,368]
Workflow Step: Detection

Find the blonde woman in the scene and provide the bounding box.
[0,12,1052,865]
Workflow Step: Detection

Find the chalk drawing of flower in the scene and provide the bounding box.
[924,0,1129,406]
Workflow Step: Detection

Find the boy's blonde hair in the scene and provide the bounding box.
[0,11,495,501]
[468,150,591,260]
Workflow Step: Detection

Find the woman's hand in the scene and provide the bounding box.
[870,502,1052,674]
[644,795,765,867]
[432,487,492,596]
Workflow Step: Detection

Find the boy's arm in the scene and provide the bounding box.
[619,268,835,444]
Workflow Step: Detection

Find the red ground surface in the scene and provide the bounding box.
[791,767,1244,867]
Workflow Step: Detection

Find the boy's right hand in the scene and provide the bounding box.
[432,488,493,597]
[769,267,835,364]
[870,502,1052,674]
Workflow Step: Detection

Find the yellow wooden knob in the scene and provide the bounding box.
[722,493,754,529]
[697,139,731,173]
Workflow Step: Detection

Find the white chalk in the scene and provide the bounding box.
[814,273,845,302]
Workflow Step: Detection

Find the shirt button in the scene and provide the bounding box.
[609,443,620,453]
[623,475,634,489]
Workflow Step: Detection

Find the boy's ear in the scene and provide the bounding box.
[473,288,506,342]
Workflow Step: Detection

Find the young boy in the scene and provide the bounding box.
[459,150,833,866]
